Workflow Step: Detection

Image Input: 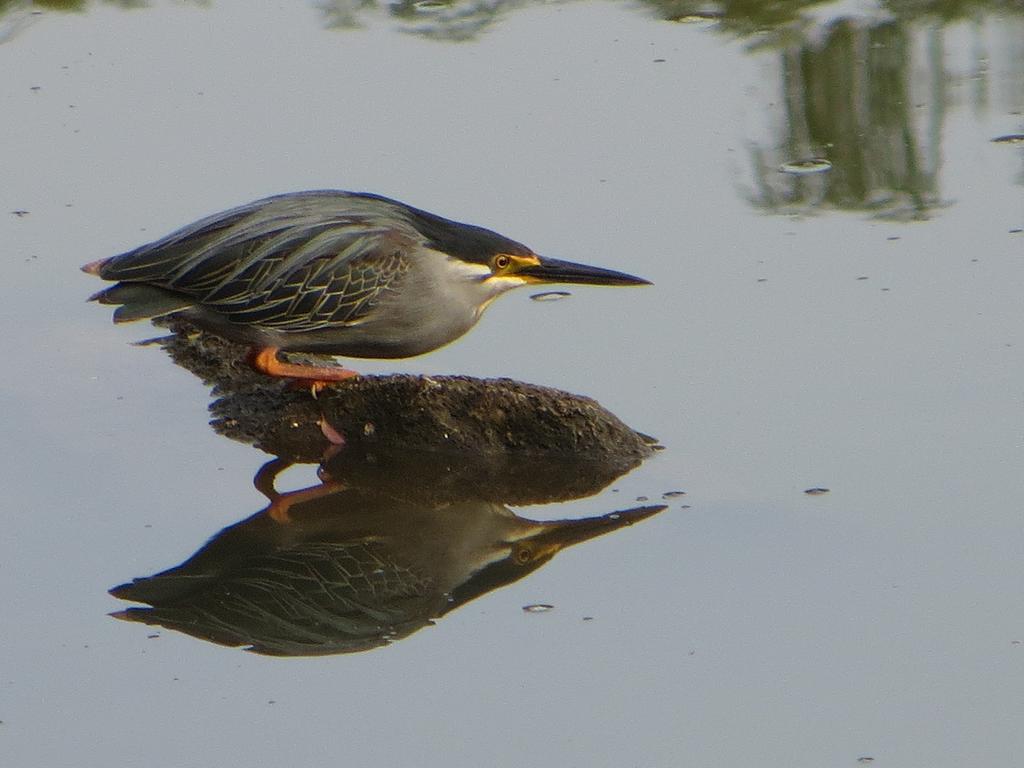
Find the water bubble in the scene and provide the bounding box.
[991,134,1024,144]
[523,604,554,613]
[662,490,686,498]
[674,11,722,23]
[804,487,830,495]
[778,158,833,175]
[530,290,572,302]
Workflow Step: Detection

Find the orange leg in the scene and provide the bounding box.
[254,457,293,502]
[254,458,346,523]
[247,346,359,384]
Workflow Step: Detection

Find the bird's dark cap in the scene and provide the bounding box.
[406,206,534,264]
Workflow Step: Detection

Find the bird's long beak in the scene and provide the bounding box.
[518,256,651,286]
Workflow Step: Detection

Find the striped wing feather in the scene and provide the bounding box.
[99,193,420,333]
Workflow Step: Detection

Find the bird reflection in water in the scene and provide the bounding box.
[110,448,665,656]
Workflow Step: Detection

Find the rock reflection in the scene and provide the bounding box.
[111,448,665,656]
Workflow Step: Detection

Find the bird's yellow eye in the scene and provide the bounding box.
[493,254,512,271]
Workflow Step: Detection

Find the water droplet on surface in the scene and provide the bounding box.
[778,158,833,175]
[674,11,721,23]
[662,490,686,498]
[523,604,554,613]
[804,487,830,495]
[991,134,1024,144]
[530,290,571,302]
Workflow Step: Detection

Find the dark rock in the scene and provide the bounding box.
[155,319,658,465]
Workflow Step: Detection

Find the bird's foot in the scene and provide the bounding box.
[247,346,360,390]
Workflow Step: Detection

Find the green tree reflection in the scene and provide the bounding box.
[751,18,945,218]
[4,0,1021,211]
[650,1,1024,217]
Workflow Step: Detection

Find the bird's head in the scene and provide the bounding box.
[472,249,652,292]
[436,247,652,319]
[411,206,650,292]
[435,236,653,312]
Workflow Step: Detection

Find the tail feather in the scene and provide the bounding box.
[81,257,110,275]
[89,282,195,323]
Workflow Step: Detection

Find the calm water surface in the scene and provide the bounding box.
[2,1,1023,766]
